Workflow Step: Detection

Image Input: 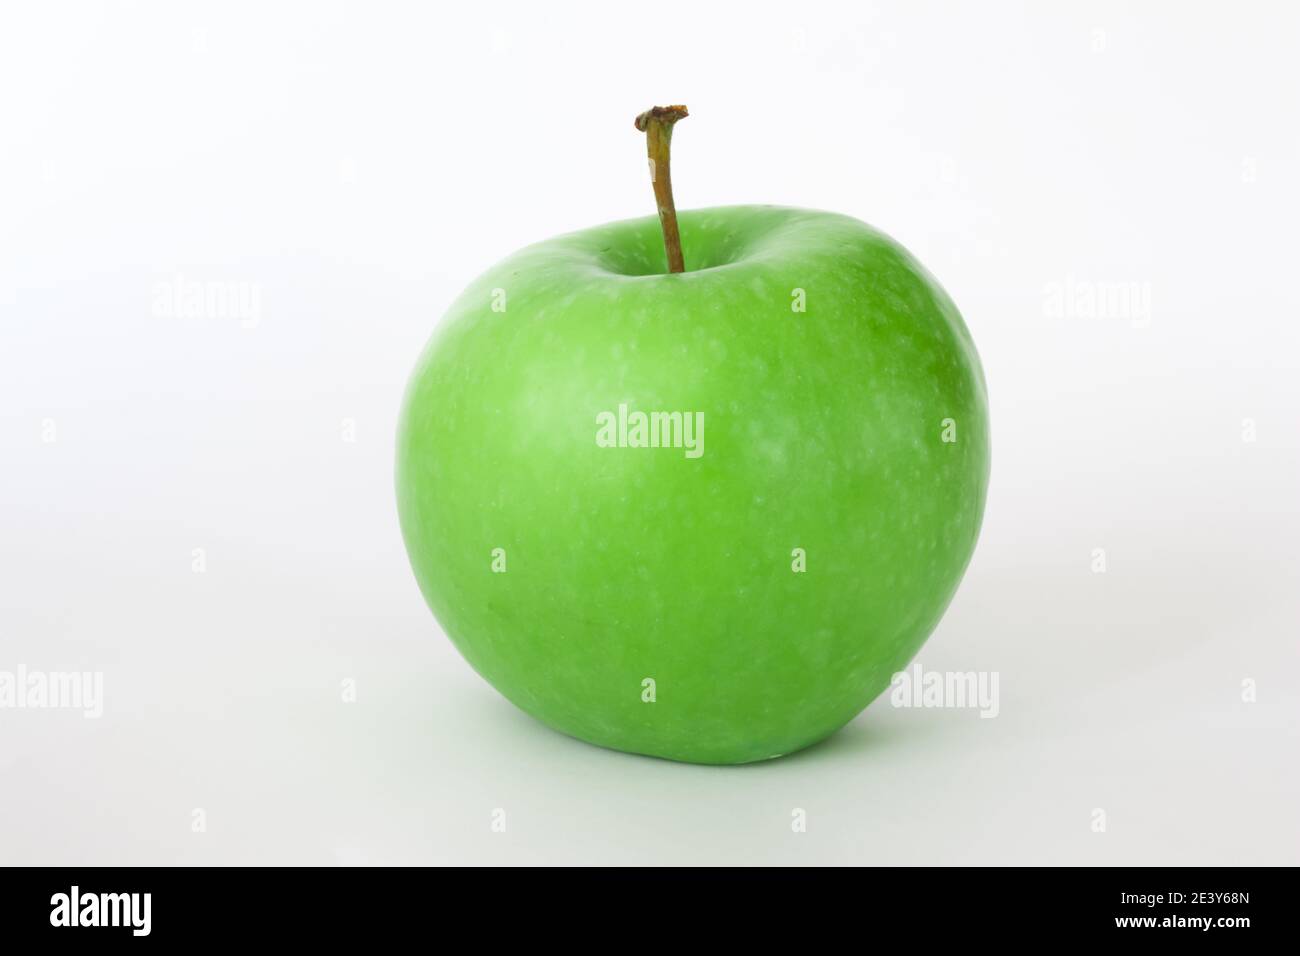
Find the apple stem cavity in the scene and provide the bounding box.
[634,105,689,274]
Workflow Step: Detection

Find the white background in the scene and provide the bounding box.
[2,0,1297,865]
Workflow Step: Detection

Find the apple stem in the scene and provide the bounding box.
[634,105,689,274]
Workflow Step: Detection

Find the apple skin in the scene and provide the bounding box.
[396,205,989,764]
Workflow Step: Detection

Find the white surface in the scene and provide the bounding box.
[1,0,1297,865]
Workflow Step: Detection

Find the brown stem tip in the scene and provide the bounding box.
[634,105,689,131]
[634,104,689,273]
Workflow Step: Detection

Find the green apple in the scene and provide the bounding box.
[396,108,989,764]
